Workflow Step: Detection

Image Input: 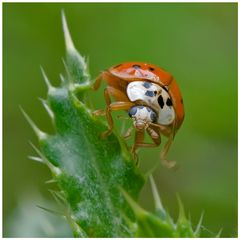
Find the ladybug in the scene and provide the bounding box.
[93,62,184,167]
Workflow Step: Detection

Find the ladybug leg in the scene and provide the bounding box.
[92,109,106,116]
[160,136,176,168]
[149,122,176,168]
[92,73,104,90]
[132,127,161,150]
[147,127,161,146]
[131,128,160,165]
[93,71,116,91]
[131,130,144,165]
[102,86,134,137]
[160,120,177,168]
[149,122,171,135]
[92,73,105,115]
[93,84,130,119]
[102,101,134,138]
[104,86,129,102]
[123,126,134,140]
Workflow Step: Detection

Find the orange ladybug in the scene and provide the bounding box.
[93,62,184,167]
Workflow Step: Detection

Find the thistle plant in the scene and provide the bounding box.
[21,12,217,238]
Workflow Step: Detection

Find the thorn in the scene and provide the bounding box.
[36,204,63,216]
[176,193,186,222]
[29,142,62,176]
[39,98,54,119]
[53,191,66,203]
[149,175,164,211]
[40,66,54,91]
[194,211,204,236]
[48,189,64,200]
[48,190,67,209]
[48,189,64,206]
[120,188,146,217]
[119,211,136,236]
[47,178,88,237]
[120,210,135,229]
[29,142,46,162]
[61,12,89,83]
[62,10,75,51]
[59,74,66,84]
[28,155,44,163]
[62,58,73,83]
[66,214,87,237]
[216,228,223,238]
[200,225,216,237]
[20,106,47,140]
[45,179,57,184]
[165,210,175,227]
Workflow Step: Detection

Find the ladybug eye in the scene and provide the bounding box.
[128,106,138,117]
[132,64,141,69]
[154,91,157,95]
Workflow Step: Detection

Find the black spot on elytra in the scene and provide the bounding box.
[181,98,183,104]
[162,86,168,92]
[143,82,152,88]
[150,111,157,122]
[149,67,155,71]
[166,98,172,106]
[145,91,154,97]
[158,95,164,108]
[128,106,138,117]
[132,64,141,69]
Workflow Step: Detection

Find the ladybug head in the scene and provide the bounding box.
[128,105,157,130]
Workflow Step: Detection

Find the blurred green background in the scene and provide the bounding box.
[3,3,237,237]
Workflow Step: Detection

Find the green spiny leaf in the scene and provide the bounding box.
[39,82,144,236]
[26,12,144,237]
